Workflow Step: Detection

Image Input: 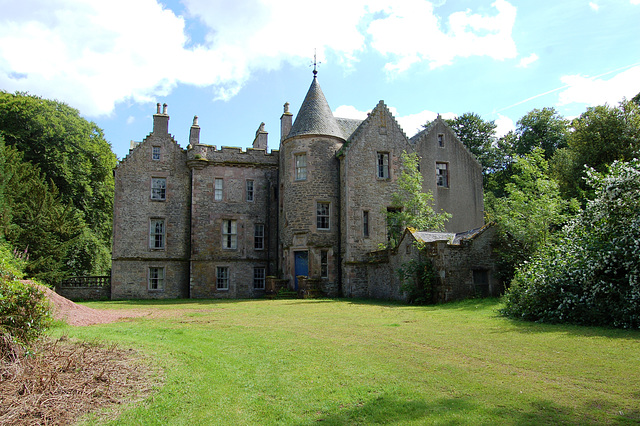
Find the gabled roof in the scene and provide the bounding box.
[287,77,345,140]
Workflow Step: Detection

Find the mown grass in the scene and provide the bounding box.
[53,298,640,425]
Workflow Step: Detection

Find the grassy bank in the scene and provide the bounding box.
[55,298,640,425]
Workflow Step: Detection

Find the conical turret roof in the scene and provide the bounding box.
[287,77,344,140]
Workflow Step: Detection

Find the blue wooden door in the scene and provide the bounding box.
[294,251,308,290]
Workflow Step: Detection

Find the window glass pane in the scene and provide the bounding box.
[316,202,330,229]
[254,224,264,250]
[436,163,449,188]
[150,219,165,249]
[215,178,223,201]
[246,180,254,201]
[377,153,389,178]
[295,154,307,180]
[152,146,161,160]
[320,250,328,278]
[253,267,265,289]
[151,178,166,200]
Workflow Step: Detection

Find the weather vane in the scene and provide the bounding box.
[311,48,321,78]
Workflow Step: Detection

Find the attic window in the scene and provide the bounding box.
[152,146,161,160]
[437,134,444,148]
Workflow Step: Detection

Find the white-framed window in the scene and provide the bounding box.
[363,210,370,238]
[295,153,307,181]
[436,162,449,188]
[216,266,229,290]
[377,152,389,179]
[152,146,161,161]
[320,250,328,278]
[246,180,254,202]
[437,133,445,148]
[254,224,264,250]
[253,267,266,289]
[148,267,164,290]
[214,178,223,201]
[316,202,330,230]
[151,177,166,200]
[149,219,165,249]
[222,219,237,249]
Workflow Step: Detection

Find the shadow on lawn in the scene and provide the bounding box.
[305,393,586,425]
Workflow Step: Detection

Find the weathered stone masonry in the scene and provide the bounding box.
[111,77,490,301]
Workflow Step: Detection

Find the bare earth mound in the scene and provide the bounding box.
[0,283,159,425]
[37,283,145,326]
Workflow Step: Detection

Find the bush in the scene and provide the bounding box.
[0,242,51,351]
[501,160,640,328]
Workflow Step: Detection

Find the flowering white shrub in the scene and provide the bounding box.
[501,159,640,328]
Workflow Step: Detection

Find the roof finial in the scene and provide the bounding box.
[311,48,321,78]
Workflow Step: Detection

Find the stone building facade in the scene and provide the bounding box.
[111,76,486,300]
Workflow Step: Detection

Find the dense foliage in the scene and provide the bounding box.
[0,93,116,282]
[386,152,450,246]
[0,241,51,352]
[501,160,640,328]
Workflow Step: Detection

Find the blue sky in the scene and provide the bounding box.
[1,0,639,159]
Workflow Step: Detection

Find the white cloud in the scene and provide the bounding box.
[557,66,640,107]
[589,2,600,11]
[368,0,518,72]
[126,115,135,125]
[631,0,640,5]
[334,104,456,137]
[0,0,520,117]
[494,114,515,137]
[517,53,539,68]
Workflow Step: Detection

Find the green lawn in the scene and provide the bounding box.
[55,298,640,425]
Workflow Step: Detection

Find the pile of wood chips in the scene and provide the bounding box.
[0,284,158,425]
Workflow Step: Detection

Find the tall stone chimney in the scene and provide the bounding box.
[189,116,200,146]
[280,102,293,142]
[153,103,169,135]
[252,122,268,150]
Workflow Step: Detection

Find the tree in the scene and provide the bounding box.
[0,92,116,246]
[514,107,569,159]
[501,159,640,328]
[551,100,640,202]
[486,149,578,283]
[0,139,86,283]
[386,152,451,247]
[0,92,116,277]
[443,113,499,173]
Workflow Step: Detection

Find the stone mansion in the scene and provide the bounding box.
[110,75,488,300]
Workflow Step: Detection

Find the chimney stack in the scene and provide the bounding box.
[280,102,293,142]
[153,102,169,135]
[189,115,200,146]
[252,122,268,150]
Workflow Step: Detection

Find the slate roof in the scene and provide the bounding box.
[335,117,363,140]
[411,225,489,246]
[288,77,345,140]
[412,232,456,243]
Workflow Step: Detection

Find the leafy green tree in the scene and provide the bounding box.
[0,139,88,283]
[501,159,640,328]
[0,92,116,277]
[486,149,578,283]
[0,92,116,247]
[386,152,451,246]
[514,107,569,159]
[551,100,640,202]
[444,113,499,173]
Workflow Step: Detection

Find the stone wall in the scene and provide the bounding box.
[55,285,111,301]
[111,109,191,300]
[188,144,278,298]
[413,118,484,233]
[279,134,342,288]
